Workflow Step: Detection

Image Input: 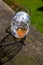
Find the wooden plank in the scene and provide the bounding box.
[0,1,43,65]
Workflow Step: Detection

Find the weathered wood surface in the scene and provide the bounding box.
[0,0,43,65]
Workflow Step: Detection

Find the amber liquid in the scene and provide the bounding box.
[16,28,27,38]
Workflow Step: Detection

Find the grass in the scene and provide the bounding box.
[3,0,43,34]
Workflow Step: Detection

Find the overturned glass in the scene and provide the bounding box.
[11,6,31,40]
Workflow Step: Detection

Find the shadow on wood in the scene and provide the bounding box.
[0,26,23,64]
